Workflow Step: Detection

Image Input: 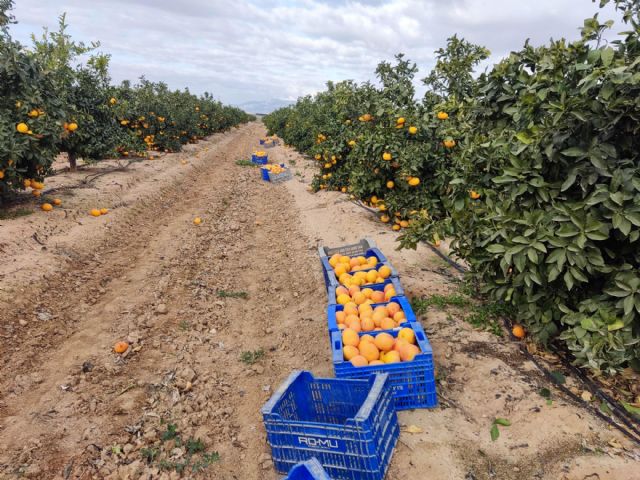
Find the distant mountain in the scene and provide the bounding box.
[237,99,295,114]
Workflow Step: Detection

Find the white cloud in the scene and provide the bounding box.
[8,0,622,108]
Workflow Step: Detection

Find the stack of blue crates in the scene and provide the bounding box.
[318,238,437,411]
[262,238,436,480]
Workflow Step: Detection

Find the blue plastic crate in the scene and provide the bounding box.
[327,295,414,334]
[262,371,398,480]
[330,323,437,410]
[318,238,379,259]
[252,153,268,164]
[261,167,271,181]
[284,458,331,480]
[259,139,266,145]
[326,277,405,306]
[321,257,399,291]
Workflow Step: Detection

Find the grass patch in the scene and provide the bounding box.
[240,349,265,365]
[236,159,258,167]
[217,290,248,299]
[0,207,34,220]
[411,291,509,337]
[178,320,190,331]
[144,423,220,473]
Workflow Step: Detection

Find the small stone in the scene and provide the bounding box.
[258,452,271,463]
[19,319,28,326]
[123,443,134,454]
[178,367,196,383]
[156,304,168,314]
[252,365,264,375]
[37,311,52,322]
[82,361,94,373]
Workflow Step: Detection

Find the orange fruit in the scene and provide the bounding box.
[336,311,346,324]
[362,288,374,299]
[16,122,29,133]
[378,266,391,279]
[386,302,401,316]
[399,344,420,362]
[113,341,129,353]
[380,317,395,330]
[437,111,449,120]
[329,254,341,268]
[53,198,62,206]
[360,342,380,362]
[408,177,420,186]
[370,291,385,303]
[394,338,408,351]
[369,360,384,366]
[348,285,361,296]
[41,203,53,212]
[343,345,360,361]
[382,152,392,161]
[334,264,348,277]
[32,189,41,197]
[193,217,202,225]
[342,328,360,347]
[383,350,401,364]
[337,294,351,305]
[408,126,417,134]
[90,209,101,217]
[100,208,109,215]
[360,334,374,344]
[345,313,360,325]
[361,317,375,332]
[512,325,526,339]
[374,333,394,352]
[384,289,395,301]
[393,311,406,323]
[386,180,394,189]
[398,327,416,344]
[344,303,358,316]
[349,257,360,268]
[351,355,368,367]
[67,122,78,132]
[353,292,366,305]
[443,139,456,148]
[336,285,349,296]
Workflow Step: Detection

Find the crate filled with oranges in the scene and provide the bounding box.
[318,238,437,410]
[330,323,436,410]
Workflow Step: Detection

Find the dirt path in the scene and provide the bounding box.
[0,122,638,480]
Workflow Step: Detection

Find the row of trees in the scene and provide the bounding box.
[265,0,640,373]
[0,1,253,200]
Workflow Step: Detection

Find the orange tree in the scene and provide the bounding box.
[113,79,252,156]
[0,0,65,200]
[265,1,640,373]
[30,16,125,170]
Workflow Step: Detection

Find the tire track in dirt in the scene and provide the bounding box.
[0,123,328,479]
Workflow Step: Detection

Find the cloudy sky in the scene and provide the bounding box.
[9,0,621,111]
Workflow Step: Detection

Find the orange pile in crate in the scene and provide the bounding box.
[342,328,420,367]
[335,283,397,305]
[328,254,392,287]
[336,298,406,332]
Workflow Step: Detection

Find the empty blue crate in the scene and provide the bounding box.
[284,458,331,480]
[330,323,437,410]
[326,277,405,305]
[262,371,398,480]
[318,239,398,290]
[327,295,415,334]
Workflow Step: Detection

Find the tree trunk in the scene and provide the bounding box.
[69,152,77,171]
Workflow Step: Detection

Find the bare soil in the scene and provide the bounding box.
[0,122,638,480]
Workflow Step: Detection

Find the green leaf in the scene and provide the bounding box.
[607,320,625,331]
[601,47,614,67]
[561,147,587,157]
[486,244,506,253]
[561,171,577,191]
[622,403,640,419]
[581,317,599,332]
[490,423,499,441]
[494,418,511,427]
[516,131,533,144]
[539,388,551,399]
